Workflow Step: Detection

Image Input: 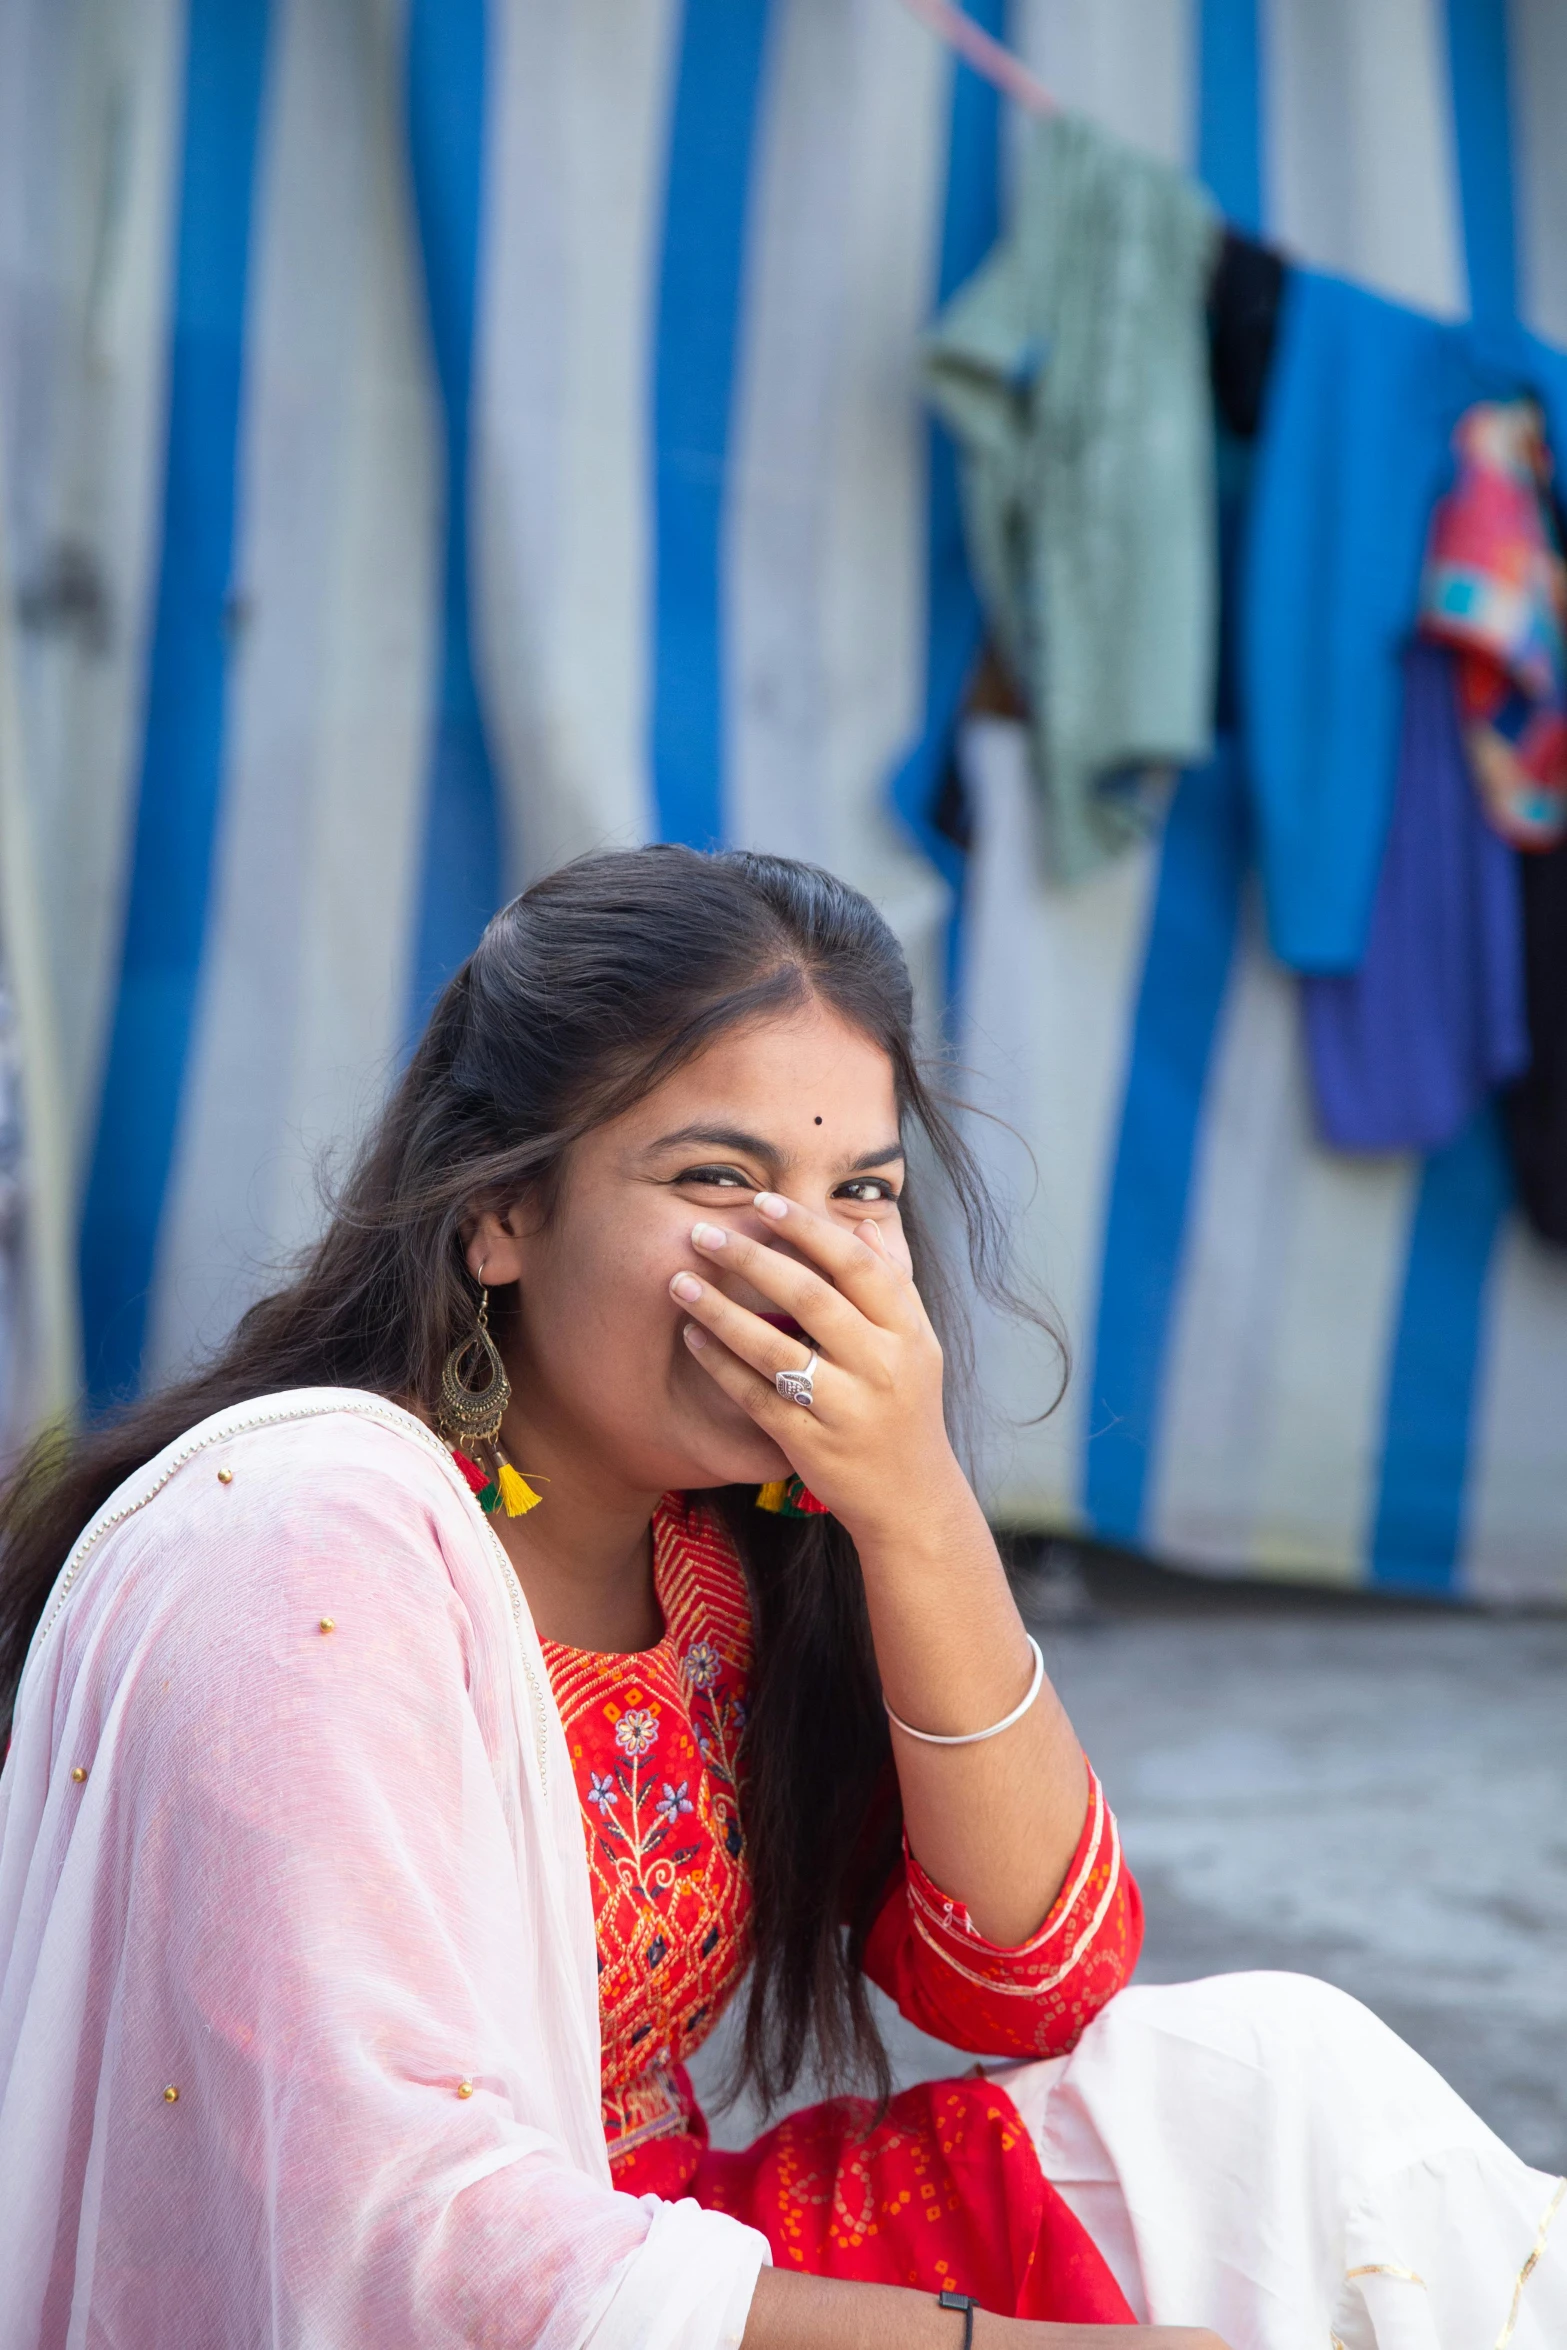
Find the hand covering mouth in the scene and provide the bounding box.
[756,1311,810,1344]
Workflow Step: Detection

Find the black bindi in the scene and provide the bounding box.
[814,1115,823,1125]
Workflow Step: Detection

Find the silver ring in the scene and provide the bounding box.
[774,1350,818,1408]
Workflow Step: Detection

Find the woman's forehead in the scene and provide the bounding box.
[657,1007,894,1113]
[602,1009,901,1163]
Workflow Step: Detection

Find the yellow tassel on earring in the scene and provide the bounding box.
[756,1480,789,1514]
[497,1462,543,1517]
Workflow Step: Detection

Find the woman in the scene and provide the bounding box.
[0,848,1557,2350]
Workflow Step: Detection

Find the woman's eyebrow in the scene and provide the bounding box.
[642,1127,905,1176]
[647,1123,783,1165]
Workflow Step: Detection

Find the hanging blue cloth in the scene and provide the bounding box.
[1302,643,1528,1152]
[1241,268,1567,973]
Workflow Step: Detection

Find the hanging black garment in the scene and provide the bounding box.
[1503,841,1567,1246]
[1207,229,1286,442]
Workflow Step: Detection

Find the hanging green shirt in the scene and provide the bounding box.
[924,112,1221,882]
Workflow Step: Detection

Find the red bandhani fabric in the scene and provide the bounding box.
[540,1495,1139,2325]
[697,2080,1133,2320]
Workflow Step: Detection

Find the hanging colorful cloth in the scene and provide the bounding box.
[755,1475,830,1518]
[1419,399,1567,850]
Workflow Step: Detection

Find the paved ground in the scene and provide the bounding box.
[691,1548,1567,2172]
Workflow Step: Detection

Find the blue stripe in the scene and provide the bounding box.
[887,0,1003,1013]
[1363,5,1516,1589]
[1197,0,1264,231]
[1079,22,1265,1543]
[405,0,503,1031]
[78,0,272,1407]
[1443,0,1517,331]
[650,0,773,850]
[1370,1109,1512,1591]
[1083,748,1249,1543]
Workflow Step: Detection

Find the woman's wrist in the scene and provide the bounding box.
[837,1448,990,1574]
[740,2270,1173,2350]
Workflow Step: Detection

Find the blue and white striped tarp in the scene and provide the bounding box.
[1,0,1564,1597]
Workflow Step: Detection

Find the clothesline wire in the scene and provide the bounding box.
[894,0,1057,118]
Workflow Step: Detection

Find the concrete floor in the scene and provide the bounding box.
[691,1549,1567,2172]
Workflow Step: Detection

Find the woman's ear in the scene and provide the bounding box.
[464,1205,529,1287]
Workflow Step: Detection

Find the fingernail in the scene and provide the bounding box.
[691,1221,727,1248]
[684,1322,707,1349]
[754,1192,788,1220]
[671,1272,703,1303]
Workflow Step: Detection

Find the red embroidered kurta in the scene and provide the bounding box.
[540,1495,1142,2324]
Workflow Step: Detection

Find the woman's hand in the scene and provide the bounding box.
[669,1187,965,1548]
[670,1188,1090,1947]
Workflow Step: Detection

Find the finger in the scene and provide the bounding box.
[686,1221,866,1358]
[671,1268,843,1400]
[751,1191,923,1330]
[857,1215,914,1280]
[681,1320,811,1444]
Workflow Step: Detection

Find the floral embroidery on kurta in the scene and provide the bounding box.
[540,1494,753,2162]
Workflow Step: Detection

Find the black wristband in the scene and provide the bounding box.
[937,2290,978,2350]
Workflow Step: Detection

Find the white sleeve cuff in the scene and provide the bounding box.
[582,2193,772,2350]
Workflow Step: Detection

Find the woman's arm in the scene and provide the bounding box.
[744,2268,1232,2350]
[841,1448,1086,1946]
[676,1196,1090,1946]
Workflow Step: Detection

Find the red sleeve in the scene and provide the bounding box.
[860,1763,1142,2059]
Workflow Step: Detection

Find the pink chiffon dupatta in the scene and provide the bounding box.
[0,1392,768,2350]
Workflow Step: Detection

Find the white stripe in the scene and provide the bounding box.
[0,0,186,1180]
[148,0,440,1377]
[1148,907,1303,1574]
[1011,0,1195,168]
[728,0,951,1004]
[812,0,952,1010]
[1509,0,1567,347]
[1244,1131,1414,1583]
[726,0,861,869]
[1263,0,1466,318]
[1151,906,1417,1582]
[0,1,76,565]
[0,2,97,1432]
[0,408,81,1430]
[958,719,1157,1528]
[475,0,677,881]
[265,0,440,1262]
[1463,1220,1567,1603]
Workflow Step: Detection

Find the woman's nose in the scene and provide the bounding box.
[710,1215,810,1307]
[723,1204,812,1258]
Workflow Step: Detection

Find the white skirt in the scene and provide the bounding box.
[995,1973,1565,2350]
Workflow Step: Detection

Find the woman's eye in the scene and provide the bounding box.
[677,1164,752,1189]
[835,1177,898,1204]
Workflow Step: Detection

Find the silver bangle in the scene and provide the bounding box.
[884,1636,1045,1747]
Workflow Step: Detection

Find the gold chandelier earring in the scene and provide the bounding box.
[439,1269,543,1518]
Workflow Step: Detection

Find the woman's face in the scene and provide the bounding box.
[476,1002,909,1498]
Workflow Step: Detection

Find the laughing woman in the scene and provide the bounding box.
[0,849,1559,2350]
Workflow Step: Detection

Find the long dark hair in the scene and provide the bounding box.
[0,846,1054,2106]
